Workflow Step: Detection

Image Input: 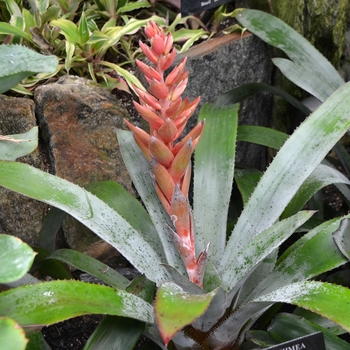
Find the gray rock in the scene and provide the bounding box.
[176,32,273,170]
[34,76,133,257]
[0,95,45,247]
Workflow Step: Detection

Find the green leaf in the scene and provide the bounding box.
[40,5,61,27]
[116,0,151,14]
[101,61,145,91]
[221,211,314,290]
[30,247,72,280]
[0,161,169,284]
[78,12,90,44]
[215,82,311,116]
[272,58,334,102]
[46,249,130,289]
[117,130,184,275]
[0,280,154,328]
[101,16,166,54]
[0,127,38,160]
[84,316,145,350]
[282,164,350,218]
[27,331,51,350]
[255,281,350,332]
[0,45,58,93]
[235,9,344,93]
[155,282,218,345]
[0,317,28,350]
[268,313,350,350]
[220,81,350,287]
[333,218,350,261]
[50,18,81,44]
[235,168,262,205]
[3,0,22,17]
[175,29,207,53]
[0,234,36,283]
[194,103,238,268]
[0,22,32,41]
[84,275,155,350]
[39,207,66,253]
[237,125,288,150]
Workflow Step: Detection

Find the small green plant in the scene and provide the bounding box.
[1,10,350,350]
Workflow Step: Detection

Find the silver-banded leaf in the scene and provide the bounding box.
[0,127,38,160]
[220,81,350,286]
[0,45,58,93]
[235,9,344,93]
[0,234,36,284]
[194,103,238,269]
[0,161,169,284]
[244,216,349,302]
[86,180,164,262]
[0,280,154,327]
[255,281,350,332]
[221,211,314,290]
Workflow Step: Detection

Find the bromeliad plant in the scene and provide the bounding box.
[2,10,350,349]
[124,20,207,286]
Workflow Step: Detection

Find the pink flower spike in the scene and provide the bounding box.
[194,244,210,287]
[149,136,174,168]
[157,118,178,143]
[139,41,158,65]
[172,120,204,155]
[155,183,172,215]
[164,33,174,55]
[169,138,193,183]
[133,101,164,129]
[124,119,150,146]
[160,49,176,71]
[168,226,195,271]
[151,157,175,203]
[149,80,169,100]
[165,65,180,87]
[180,162,191,198]
[134,86,162,110]
[172,70,189,86]
[177,57,187,74]
[133,133,151,161]
[170,78,188,102]
[165,97,182,117]
[144,21,158,39]
[136,59,161,81]
[171,185,194,249]
[152,34,165,55]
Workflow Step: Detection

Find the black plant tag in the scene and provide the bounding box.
[181,0,234,16]
[265,332,326,350]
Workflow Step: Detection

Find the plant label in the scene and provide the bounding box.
[265,332,326,350]
[181,0,234,16]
